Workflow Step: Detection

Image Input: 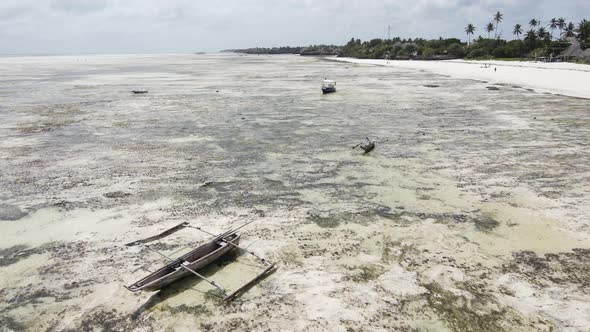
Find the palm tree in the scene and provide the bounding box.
[513,24,523,40]
[578,19,590,42]
[538,27,549,40]
[486,22,495,39]
[525,29,537,41]
[493,11,503,38]
[549,18,558,40]
[529,19,538,29]
[558,18,566,39]
[564,22,575,38]
[465,24,476,45]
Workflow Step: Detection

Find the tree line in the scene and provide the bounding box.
[339,37,465,60]
[221,45,341,56]
[464,12,590,60]
[224,12,589,63]
[339,13,589,61]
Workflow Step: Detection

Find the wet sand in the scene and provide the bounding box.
[1,54,589,331]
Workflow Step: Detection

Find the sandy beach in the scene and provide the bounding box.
[1,54,590,331]
[332,58,590,99]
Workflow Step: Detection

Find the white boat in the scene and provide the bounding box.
[321,79,336,94]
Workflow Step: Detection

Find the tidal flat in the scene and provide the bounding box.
[1,54,589,331]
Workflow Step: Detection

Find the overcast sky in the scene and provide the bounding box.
[0,0,588,54]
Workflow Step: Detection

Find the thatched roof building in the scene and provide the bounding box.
[559,38,589,60]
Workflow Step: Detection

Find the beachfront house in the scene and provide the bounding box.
[558,38,590,62]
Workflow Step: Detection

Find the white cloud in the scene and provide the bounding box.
[0,0,587,53]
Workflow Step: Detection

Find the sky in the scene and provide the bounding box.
[0,0,588,54]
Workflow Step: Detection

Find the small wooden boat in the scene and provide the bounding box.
[352,137,388,155]
[125,232,240,292]
[131,89,148,94]
[321,79,336,94]
[124,221,276,301]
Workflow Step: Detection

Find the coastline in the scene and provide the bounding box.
[331,57,590,99]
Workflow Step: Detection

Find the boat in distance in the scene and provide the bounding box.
[321,79,336,94]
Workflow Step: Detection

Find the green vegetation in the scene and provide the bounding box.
[424,282,510,332]
[160,304,211,316]
[474,213,500,232]
[221,45,341,56]
[493,11,504,39]
[340,37,465,60]
[222,46,301,54]
[204,289,226,304]
[381,235,405,263]
[579,19,590,48]
[339,13,587,61]
[463,14,588,60]
[278,245,304,266]
[310,214,340,228]
[227,12,589,63]
[465,38,570,59]
[485,22,495,39]
[347,264,385,282]
[465,24,476,45]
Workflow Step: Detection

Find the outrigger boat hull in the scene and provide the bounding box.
[126,233,240,292]
[321,79,336,94]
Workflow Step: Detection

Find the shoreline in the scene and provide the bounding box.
[331,57,590,99]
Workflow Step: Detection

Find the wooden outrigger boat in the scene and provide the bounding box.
[125,232,241,292]
[124,221,276,302]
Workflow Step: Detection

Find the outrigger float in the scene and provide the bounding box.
[124,220,276,302]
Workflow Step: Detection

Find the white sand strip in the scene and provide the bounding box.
[332,58,590,99]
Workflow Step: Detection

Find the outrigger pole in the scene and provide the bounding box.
[187,225,272,267]
[125,222,190,247]
[125,219,259,247]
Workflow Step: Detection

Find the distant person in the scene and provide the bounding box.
[494,67,497,72]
